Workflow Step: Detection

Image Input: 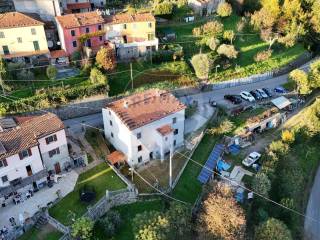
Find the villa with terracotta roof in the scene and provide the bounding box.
[0,12,50,62]
[0,113,70,196]
[104,12,158,60]
[188,0,222,16]
[102,89,186,166]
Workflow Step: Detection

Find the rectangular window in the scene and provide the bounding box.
[17,37,22,43]
[101,1,103,6]
[172,117,177,124]
[99,36,103,41]
[148,22,152,28]
[33,41,40,51]
[123,24,127,29]
[19,149,32,160]
[86,27,90,33]
[2,46,9,55]
[31,28,36,35]
[98,25,102,30]
[111,132,114,138]
[174,129,179,135]
[0,32,4,38]
[71,30,75,36]
[1,175,8,183]
[109,120,113,126]
[72,41,77,48]
[137,132,141,139]
[45,134,57,144]
[49,147,60,158]
[138,145,142,152]
[173,140,176,146]
[0,159,8,168]
[138,156,142,163]
[147,33,155,41]
[108,111,111,115]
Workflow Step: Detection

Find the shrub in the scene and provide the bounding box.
[191,53,213,79]
[46,65,57,80]
[217,44,238,59]
[202,20,224,37]
[154,1,174,16]
[206,37,220,51]
[217,2,233,17]
[252,173,271,197]
[96,210,122,237]
[268,140,289,156]
[71,217,94,240]
[17,69,34,80]
[255,218,292,240]
[254,50,272,62]
[96,47,116,71]
[208,119,235,135]
[90,67,107,84]
[177,75,197,87]
[223,30,235,44]
[281,130,295,144]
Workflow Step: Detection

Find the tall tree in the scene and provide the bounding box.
[0,56,6,94]
[196,181,246,240]
[252,173,271,197]
[308,60,320,89]
[289,69,311,95]
[96,47,116,71]
[217,2,233,17]
[254,218,292,240]
[191,54,213,79]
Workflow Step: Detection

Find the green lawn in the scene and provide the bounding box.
[49,162,126,225]
[172,133,219,204]
[93,199,165,240]
[18,224,62,240]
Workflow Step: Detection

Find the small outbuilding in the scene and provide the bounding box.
[271,96,292,110]
[188,0,222,16]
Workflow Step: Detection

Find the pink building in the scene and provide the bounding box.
[56,11,105,56]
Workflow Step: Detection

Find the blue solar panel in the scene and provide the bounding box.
[197,144,224,184]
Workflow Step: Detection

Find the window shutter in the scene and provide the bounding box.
[28,148,32,156]
[3,159,7,166]
[57,148,60,154]
[53,135,57,141]
[46,137,49,144]
[18,152,23,160]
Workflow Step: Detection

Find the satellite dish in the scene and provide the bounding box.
[47,40,53,48]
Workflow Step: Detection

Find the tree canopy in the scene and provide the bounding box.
[255,218,292,240]
[96,47,117,71]
[191,54,212,79]
[217,2,233,17]
[289,69,311,95]
[217,44,238,59]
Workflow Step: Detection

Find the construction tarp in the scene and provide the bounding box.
[271,96,291,110]
[216,160,231,172]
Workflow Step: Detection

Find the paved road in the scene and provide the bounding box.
[305,167,320,240]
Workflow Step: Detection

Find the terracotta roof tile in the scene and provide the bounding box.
[106,89,186,130]
[0,113,64,159]
[107,151,126,165]
[157,124,173,136]
[56,11,104,29]
[104,12,155,25]
[0,12,44,29]
[50,49,69,59]
[67,2,91,10]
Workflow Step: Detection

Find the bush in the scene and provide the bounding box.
[17,69,34,80]
[96,210,122,237]
[217,2,233,17]
[217,44,238,59]
[71,217,94,240]
[90,67,107,84]
[223,30,235,44]
[254,50,272,62]
[154,1,174,16]
[255,218,292,240]
[191,53,213,79]
[206,37,220,51]
[46,65,57,80]
[96,47,116,71]
[208,119,235,135]
[252,173,271,197]
[281,130,295,144]
[177,75,197,87]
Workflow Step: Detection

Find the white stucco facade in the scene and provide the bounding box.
[103,108,185,167]
[0,146,44,187]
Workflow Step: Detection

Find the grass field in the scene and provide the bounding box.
[18,224,62,240]
[93,199,165,240]
[49,163,126,225]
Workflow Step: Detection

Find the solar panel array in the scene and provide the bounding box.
[197,144,224,184]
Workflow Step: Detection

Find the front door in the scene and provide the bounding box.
[54,162,61,174]
[26,165,33,176]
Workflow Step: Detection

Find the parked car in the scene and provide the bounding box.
[242,152,262,167]
[256,89,268,98]
[262,88,273,97]
[274,86,287,93]
[250,90,262,100]
[240,91,255,102]
[224,95,242,104]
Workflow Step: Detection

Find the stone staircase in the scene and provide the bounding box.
[34,215,48,229]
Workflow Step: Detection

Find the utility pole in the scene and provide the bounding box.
[169,149,173,189]
[130,63,133,90]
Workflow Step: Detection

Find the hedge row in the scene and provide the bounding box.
[0,83,108,115]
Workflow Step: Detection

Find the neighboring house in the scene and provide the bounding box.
[102,89,186,167]
[0,0,14,13]
[188,0,223,16]
[90,0,106,8]
[56,11,105,56]
[104,13,158,60]
[0,113,70,196]
[63,0,91,14]
[12,0,62,21]
[0,12,50,63]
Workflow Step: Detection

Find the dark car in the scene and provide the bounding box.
[224,95,242,104]
[250,90,262,100]
[274,86,287,94]
[262,88,273,97]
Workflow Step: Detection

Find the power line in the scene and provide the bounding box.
[174,150,320,224]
